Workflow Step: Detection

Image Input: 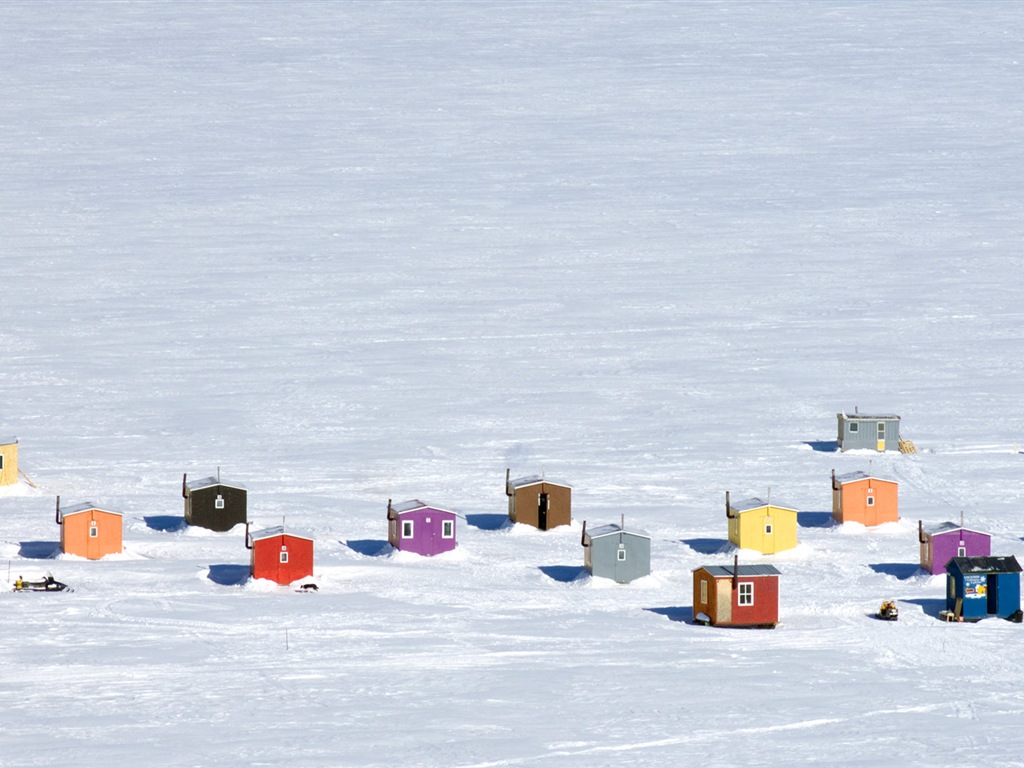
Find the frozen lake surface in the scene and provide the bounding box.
[3,2,1024,766]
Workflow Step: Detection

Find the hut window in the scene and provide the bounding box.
[866,495,875,507]
[402,520,414,539]
[89,525,98,538]
[877,423,885,437]
[849,422,859,433]
[958,545,966,557]
[738,582,754,606]
[280,550,289,564]
[215,495,225,509]
[764,522,773,535]
[700,580,708,604]
[617,548,626,561]
[441,519,454,539]
[0,455,4,470]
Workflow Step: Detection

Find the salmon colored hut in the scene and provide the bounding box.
[0,437,18,486]
[693,557,780,629]
[246,525,314,585]
[56,497,123,559]
[831,469,898,526]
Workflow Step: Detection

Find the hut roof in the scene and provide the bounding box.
[834,470,897,485]
[508,475,571,490]
[947,556,1021,575]
[840,412,900,421]
[0,436,17,446]
[60,502,122,518]
[729,497,797,513]
[924,522,989,537]
[585,523,651,540]
[698,564,781,578]
[185,476,247,492]
[248,526,313,543]
[390,499,459,516]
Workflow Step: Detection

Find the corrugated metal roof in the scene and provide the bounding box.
[728,497,797,513]
[185,476,247,492]
[924,522,989,537]
[59,502,121,517]
[508,475,571,490]
[390,499,457,516]
[948,556,1021,574]
[840,412,900,421]
[249,526,313,543]
[698,564,781,577]
[585,523,651,540]
[0,436,17,446]
[835,470,897,485]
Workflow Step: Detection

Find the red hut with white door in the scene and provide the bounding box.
[246,525,314,585]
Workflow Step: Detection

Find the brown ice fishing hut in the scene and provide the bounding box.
[505,470,571,531]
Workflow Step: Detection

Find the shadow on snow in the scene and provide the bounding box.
[144,515,187,532]
[903,597,946,619]
[465,513,507,531]
[18,541,59,559]
[538,565,586,583]
[681,537,730,555]
[645,606,693,623]
[346,539,391,557]
[804,440,839,452]
[207,564,250,586]
[798,511,834,528]
[869,563,923,580]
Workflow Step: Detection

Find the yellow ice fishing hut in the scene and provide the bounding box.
[0,437,18,487]
[725,491,798,554]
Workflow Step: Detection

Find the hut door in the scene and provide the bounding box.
[876,422,886,451]
[988,575,999,615]
[538,493,549,530]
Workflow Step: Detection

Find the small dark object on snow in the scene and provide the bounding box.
[877,599,899,621]
[14,575,71,593]
[297,583,319,592]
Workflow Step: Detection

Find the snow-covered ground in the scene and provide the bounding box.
[4,2,1024,766]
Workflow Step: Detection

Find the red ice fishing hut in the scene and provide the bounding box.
[246,525,314,585]
[692,556,780,629]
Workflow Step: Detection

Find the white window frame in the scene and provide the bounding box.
[700,579,708,604]
[764,522,773,535]
[402,520,414,539]
[441,519,454,539]
[738,582,754,606]
[958,545,966,557]
[866,495,875,507]
[877,422,886,438]
[849,422,859,433]
[89,524,99,538]
[617,547,626,562]
[280,549,289,564]
[215,495,225,510]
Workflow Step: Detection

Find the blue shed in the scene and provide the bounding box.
[945,556,1022,621]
